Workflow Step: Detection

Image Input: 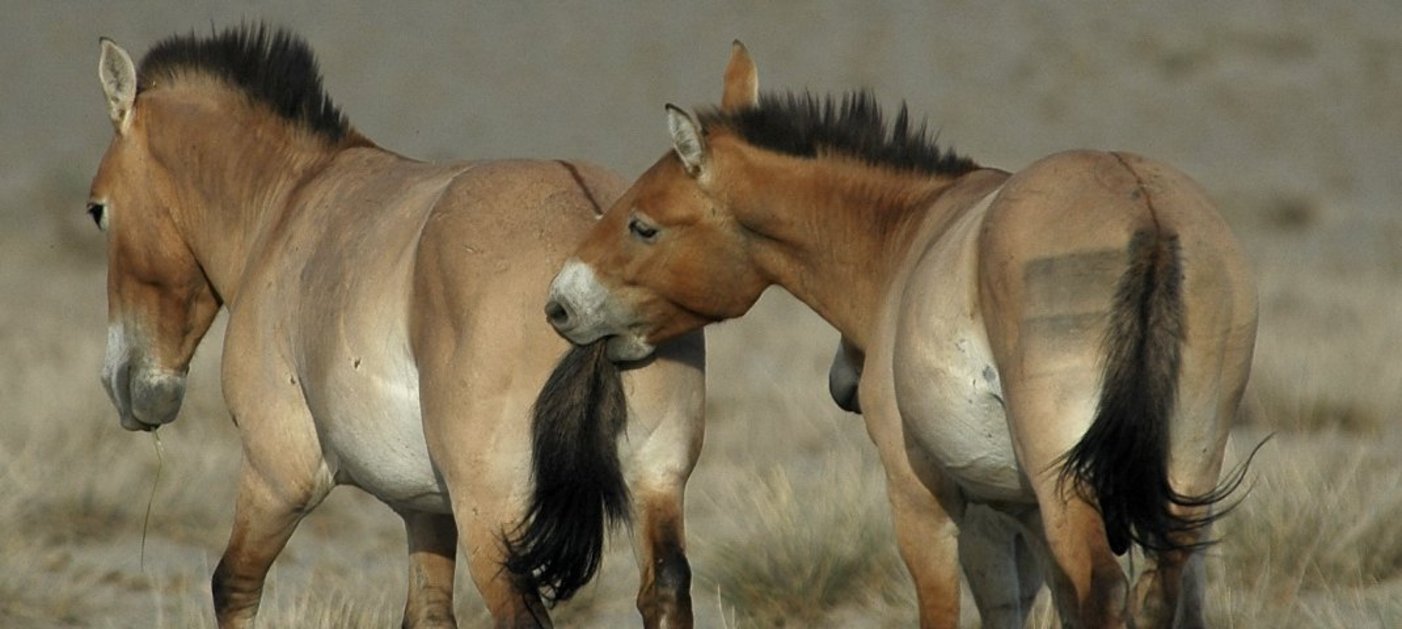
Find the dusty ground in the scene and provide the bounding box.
[3,2,1401,627]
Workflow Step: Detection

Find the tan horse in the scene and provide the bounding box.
[88,26,704,628]
[535,43,1257,628]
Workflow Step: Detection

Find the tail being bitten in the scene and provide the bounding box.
[504,341,631,603]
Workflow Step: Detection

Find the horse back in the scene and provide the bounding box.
[408,159,627,355]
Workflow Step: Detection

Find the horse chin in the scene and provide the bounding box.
[605,334,655,363]
[119,414,160,432]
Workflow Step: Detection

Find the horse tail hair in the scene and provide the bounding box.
[504,340,630,604]
[1058,229,1246,556]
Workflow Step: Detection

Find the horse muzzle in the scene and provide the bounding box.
[546,260,656,362]
[102,360,186,431]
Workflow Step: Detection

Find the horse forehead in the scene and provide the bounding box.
[629,153,690,192]
[92,128,156,191]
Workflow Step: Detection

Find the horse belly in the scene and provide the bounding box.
[310,352,450,513]
[891,199,1030,502]
[894,336,1027,501]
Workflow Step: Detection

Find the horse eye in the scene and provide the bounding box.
[629,216,659,242]
[86,202,107,230]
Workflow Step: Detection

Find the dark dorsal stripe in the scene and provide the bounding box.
[698,90,978,177]
[137,24,350,142]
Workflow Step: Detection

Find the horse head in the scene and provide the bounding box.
[89,38,221,431]
[545,42,768,362]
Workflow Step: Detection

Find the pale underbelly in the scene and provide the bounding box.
[311,367,451,513]
[894,342,1031,502]
[902,389,1028,501]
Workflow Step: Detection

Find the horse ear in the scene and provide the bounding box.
[721,40,759,112]
[666,104,706,177]
[98,37,137,133]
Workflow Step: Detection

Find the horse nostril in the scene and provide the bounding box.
[545,299,573,330]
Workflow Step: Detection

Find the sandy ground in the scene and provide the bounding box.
[3,2,1401,627]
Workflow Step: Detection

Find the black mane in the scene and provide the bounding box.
[698,91,977,177]
[137,24,350,142]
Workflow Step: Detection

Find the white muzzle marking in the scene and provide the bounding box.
[548,259,655,361]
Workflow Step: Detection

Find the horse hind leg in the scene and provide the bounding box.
[399,510,458,628]
[1001,374,1130,627]
[958,504,1044,629]
[1131,427,1243,628]
[213,462,332,628]
[618,333,704,629]
[1130,542,1205,629]
[458,505,552,628]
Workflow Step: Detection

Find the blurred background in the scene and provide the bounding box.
[3,2,1400,626]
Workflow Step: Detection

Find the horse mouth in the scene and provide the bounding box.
[121,415,160,432]
[603,334,655,363]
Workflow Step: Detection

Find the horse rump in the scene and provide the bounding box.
[1057,229,1249,556]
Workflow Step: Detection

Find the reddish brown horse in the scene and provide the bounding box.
[521,43,1257,628]
[89,26,704,628]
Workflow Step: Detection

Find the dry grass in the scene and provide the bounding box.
[694,439,908,626]
[699,466,903,622]
[1207,431,1402,626]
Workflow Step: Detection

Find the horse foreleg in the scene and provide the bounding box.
[619,332,704,629]
[213,463,331,628]
[882,465,963,629]
[630,489,692,629]
[399,510,458,628]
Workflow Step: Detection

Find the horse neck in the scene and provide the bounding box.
[142,88,358,304]
[724,150,957,349]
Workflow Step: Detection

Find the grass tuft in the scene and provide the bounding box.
[696,465,908,626]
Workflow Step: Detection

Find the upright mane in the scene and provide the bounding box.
[137,24,351,142]
[698,91,977,177]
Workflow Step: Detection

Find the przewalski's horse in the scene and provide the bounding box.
[88,26,704,628]
[531,43,1257,628]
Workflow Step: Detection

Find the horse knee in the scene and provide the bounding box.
[212,560,262,628]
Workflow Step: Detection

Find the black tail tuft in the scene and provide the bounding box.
[1058,230,1249,556]
[504,341,631,604]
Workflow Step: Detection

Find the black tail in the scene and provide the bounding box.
[504,341,631,604]
[1058,230,1245,556]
